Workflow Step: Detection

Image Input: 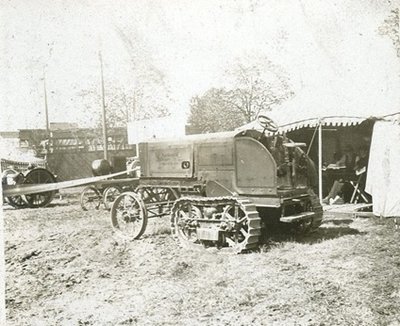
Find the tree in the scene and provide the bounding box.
[112,25,172,123]
[78,83,170,129]
[188,56,294,133]
[188,88,246,133]
[379,9,400,58]
[76,24,172,129]
[224,59,293,123]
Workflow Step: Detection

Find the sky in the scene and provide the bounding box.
[1,0,400,131]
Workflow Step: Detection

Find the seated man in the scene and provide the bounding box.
[346,146,370,203]
[354,146,369,175]
[322,144,357,204]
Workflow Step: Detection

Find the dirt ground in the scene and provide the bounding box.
[3,190,400,326]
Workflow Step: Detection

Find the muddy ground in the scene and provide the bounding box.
[4,191,400,325]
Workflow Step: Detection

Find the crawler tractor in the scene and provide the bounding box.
[110,116,322,253]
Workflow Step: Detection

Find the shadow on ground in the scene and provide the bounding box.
[261,218,366,249]
[322,217,354,225]
[2,201,76,210]
[46,201,79,208]
[299,225,365,244]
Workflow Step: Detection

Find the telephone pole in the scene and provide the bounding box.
[43,72,50,135]
[99,50,108,160]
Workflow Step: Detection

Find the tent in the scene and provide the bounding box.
[366,120,400,217]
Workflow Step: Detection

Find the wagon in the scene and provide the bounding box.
[79,157,140,211]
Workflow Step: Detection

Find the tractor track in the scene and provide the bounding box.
[171,196,262,253]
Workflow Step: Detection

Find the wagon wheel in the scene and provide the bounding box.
[80,186,102,211]
[2,169,26,208]
[103,186,122,210]
[110,192,148,240]
[7,195,28,209]
[23,168,56,208]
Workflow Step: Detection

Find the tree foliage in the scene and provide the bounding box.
[379,9,400,58]
[188,56,294,133]
[77,25,172,129]
[78,83,170,130]
[188,88,245,133]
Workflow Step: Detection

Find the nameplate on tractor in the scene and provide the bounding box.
[196,228,220,241]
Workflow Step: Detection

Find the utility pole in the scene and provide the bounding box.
[43,72,50,135]
[99,50,108,160]
[132,89,139,157]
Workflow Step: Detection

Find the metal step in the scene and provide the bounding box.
[280,211,315,223]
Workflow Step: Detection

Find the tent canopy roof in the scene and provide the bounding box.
[238,115,372,134]
[237,89,400,133]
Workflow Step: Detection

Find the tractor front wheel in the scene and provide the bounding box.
[110,192,148,240]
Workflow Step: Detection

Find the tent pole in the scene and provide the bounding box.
[307,124,319,156]
[318,121,323,204]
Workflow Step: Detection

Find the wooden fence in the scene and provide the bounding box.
[1,158,47,173]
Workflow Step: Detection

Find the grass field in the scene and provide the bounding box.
[4,196,400,325]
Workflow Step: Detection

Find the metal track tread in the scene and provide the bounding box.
[171,196,262,253]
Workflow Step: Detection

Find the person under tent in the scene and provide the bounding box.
[322,145,369,205]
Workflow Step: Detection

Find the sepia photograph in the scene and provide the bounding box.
[1,0,400,325]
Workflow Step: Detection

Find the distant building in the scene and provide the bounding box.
[0,125,139,179]
[50,122,79,130]
[0,126,133,155]
[48,127,132,152]
[18,129,48,155]
[0,131,20,148]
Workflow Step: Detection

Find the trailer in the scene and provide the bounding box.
[79,157,139,210]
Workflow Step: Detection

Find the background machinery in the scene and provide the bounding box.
[79,158,139,211]
[2,164,57,208]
